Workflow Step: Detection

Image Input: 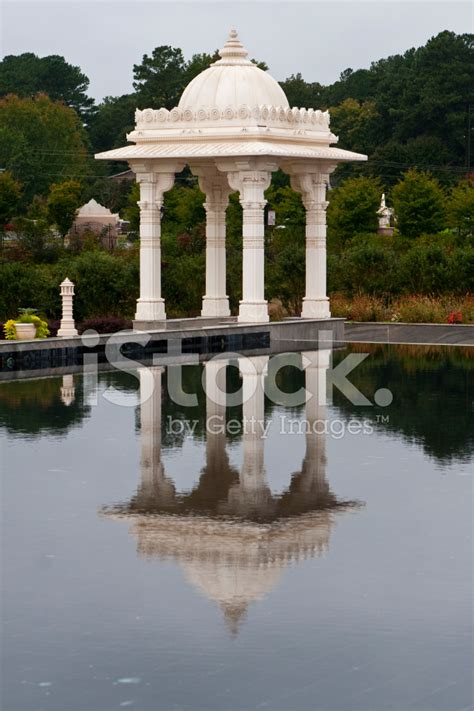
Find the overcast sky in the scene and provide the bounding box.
[1,1,471,102]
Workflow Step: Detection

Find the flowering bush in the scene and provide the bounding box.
[447,311,463,324]
[330,293,474,324]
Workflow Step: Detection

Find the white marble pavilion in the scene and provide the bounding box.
[96,29,367,327]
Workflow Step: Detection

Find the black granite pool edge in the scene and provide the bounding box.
[0,318,345,377]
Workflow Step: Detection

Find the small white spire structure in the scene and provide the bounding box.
[377,193,393,230]
[57,277,78,337]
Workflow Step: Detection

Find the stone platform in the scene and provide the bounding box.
[0,317,344,381]
[345,322,474,346]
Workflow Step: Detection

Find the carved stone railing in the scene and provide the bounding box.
[134,105,331,131]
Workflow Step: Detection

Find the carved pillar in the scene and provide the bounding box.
[205,359,228,468]
[137,366,175,506]
[226,355,274,517]
[303,349,330,498]
[132,164,181,323]
[227,169,273,323]
[291,171,331,319]
[196,169,232,317]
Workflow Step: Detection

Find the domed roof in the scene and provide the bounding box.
[178,29,289,111]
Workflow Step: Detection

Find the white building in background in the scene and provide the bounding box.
[96,29,367,328]
[71,198,119,248]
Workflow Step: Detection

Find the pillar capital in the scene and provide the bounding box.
[193,165,232,210]
[289,172,329,207]
[227,169,272,207]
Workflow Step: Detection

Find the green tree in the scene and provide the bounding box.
[133,46,187,108]
[47,179,82,241]
[279,73,323,108]
[265,184,305,228]
[392,169,447,238]
[0,170,22,252]
[368,136,455,186]
[329,98,379,155]
[320,31,474,175]
[124,182,140,233]
[0,170,22,233]
[184,51,220,84]
[0,93,90,203]
[447,179,474,238]
[266,226,305,314]
[0,53,95,119]
[88,94,137,153]
[133,44,269,110]
[327,176,382,246]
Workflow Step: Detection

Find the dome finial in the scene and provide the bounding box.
[215,27,251,64]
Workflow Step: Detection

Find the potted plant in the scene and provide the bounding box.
[4,308,50,341]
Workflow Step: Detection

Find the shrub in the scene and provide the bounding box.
[4,313,50,339]
[330,293,391,321]
[78,315,133,334]
[394,296,445,323]
[399,243,450,294]
[448,247,474,294]
[268,298,288,321]
[447,311,463,324]
[341,242,399,295]
[0,261,56,321]
[329,293,352,319]
[47,319,60,337]
[52,251,139,321]
[329,294,474,324]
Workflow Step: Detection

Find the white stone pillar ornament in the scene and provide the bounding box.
[228,169,273,323]
[57,277,78,337]
[290,171,331,319]
[196,169,232,317]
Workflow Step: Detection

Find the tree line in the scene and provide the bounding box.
[1,30,473,193]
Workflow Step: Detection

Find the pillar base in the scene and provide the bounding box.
[201,296,231,318]
[237,301,270,324]
[135,298,166,322]
[301,298,331,319]
[57,321,78,337]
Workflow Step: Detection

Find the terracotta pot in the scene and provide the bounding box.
[14,322,37,340]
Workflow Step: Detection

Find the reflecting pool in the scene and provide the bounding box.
[1,345,472,711]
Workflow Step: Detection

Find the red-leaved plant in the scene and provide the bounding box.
[447,311,463,324]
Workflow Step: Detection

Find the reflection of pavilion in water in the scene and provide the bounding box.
[102,353,361,636]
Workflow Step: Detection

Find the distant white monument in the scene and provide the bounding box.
[377,193,394,235]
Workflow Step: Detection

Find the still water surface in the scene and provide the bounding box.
[1,345,472,711]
